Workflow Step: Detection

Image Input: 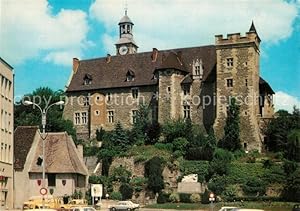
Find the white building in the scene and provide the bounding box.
[0,57,14,210]
[14,127,88,209]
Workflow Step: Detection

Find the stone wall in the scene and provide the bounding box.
[214,31,262,152]
[63,85,156,139]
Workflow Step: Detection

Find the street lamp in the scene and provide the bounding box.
[209,192,215,211]
[24,100,64,208]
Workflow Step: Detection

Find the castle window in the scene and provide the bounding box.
[81,112,88,124]
[108,111,114,123]
[126,70,135,82]
[106,92,112,102]
[83,96,90,106]
[132,88,139,99]
[227,79,233,87]
[244,143,248,150]
[74,112,80,125]
[95,110,100,116]
[183,85,190,96]
[83,74,92,85]
[132,110,138,124]
[226,58,233,67]
[167,86,171,92]
[183,105,191,119]
[195,65,200,75]
[245,79,248,86]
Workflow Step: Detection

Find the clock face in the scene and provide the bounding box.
[119,45,128,55]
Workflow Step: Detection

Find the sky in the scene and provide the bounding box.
[1,0,299,112]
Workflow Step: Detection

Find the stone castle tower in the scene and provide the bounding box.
[213,22,262,151]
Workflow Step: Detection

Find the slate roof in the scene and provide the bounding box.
[14,126,39,170]
[259,77,275,94]
[67,45,217,92]
[29,132,88,175]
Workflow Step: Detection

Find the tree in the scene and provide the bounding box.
[14,87,77,143]
[111,122,130,151]
[218,98,241,152]
[131,104,151,145]
[119,183,134,200]
[144,156,164,194]
[265,107,300,159]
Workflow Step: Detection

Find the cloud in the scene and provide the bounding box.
[0,0,90,66]
[274,91,300,113]
[89,0,299,53]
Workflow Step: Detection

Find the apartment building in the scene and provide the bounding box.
[0,57,14,209]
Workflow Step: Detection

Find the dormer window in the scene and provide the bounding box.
[193,59,203,79]
[83,74,92,85]
[126,69,135,82]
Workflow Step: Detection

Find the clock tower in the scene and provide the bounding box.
[116,10,138,55]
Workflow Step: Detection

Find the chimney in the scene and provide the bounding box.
[77,144,83,161]
[106,54,111,63]
[151,48,158,62]
[73,58,80,73]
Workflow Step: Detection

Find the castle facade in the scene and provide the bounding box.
[63,12,274,152]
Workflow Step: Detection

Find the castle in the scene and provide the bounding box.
[63,12,274,152]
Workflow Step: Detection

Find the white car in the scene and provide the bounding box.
[71,207,97,211]
[218,207,238,211]
[109,201,139,211]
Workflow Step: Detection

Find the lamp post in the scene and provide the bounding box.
[209,192,215,211]
[24,100,64,209]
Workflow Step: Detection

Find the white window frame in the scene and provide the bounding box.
[183,105,191,119]
[108,110,114,123]
[131,88,139,99]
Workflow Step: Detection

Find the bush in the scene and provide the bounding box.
[157,192,168,204]
[208,175,227,195]
[222,184,239,201]
[169,193,180,203]
[120,183,133,200]
[201,189,210,204]
[145,157,164,194]
[130,177,147,192]
[179,193,191,203]
[179,160,209,183]
[242,177,266,196]
[111,166,132,183]
[190,193,201,203]
[110,192,122,200]
[154,143,173,152]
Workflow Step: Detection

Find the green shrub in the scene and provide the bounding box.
[208,175,227,195]
[111,166,132,183]
[154,143,173,151]
[222,184,239,201]
[242,177,266,196]
[213,148,233,162]
[110,191,122,200]
[201,189,210,204]
[130,177,147,192]
[120,183,133,200]
[179,193,191,203]
[263,164,286,184]
[283,159,298,176]
[145,156,164,194]
[190,193,201,203]
[157,192,169,204]
[173,137,189,155]
[169,193,180,203]
[179,160,209,183]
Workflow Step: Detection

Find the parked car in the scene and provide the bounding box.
[109,201,140,211]
[218,207,238,211]
[293,204,300,211]
[71,206,96,211]
[232,209,265,211]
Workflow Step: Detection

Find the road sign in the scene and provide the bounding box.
[91,184,103,197]
[40,187,48,195]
